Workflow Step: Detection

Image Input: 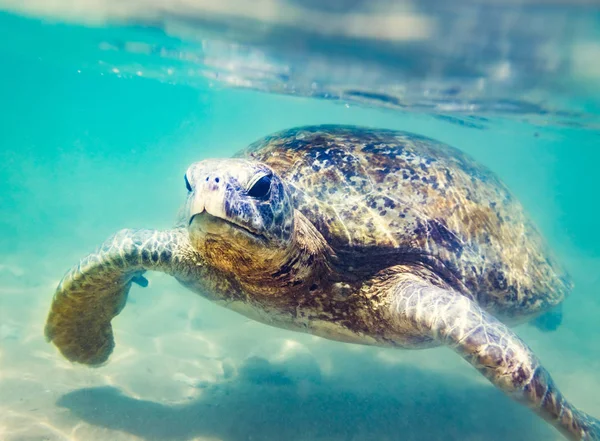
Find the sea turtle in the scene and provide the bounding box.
[45,125,599,440]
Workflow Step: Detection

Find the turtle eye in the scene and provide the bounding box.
[248,175,271,199]
[184,174,192,192]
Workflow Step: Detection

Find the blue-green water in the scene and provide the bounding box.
[1,6,599,441]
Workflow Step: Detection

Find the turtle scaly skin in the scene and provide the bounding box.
[45,125,598,440]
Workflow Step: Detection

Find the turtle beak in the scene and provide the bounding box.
[188,192,206,225]
[188,192,234,238]
[188,175,227,225]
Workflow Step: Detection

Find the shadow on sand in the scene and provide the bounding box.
[57,354,556,441]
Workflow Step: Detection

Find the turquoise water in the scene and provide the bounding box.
[1,7,600,441]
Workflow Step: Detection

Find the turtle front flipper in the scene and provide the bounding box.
[45,228,196,366]
[382,267,600,441]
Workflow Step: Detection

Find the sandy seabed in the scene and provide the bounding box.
[1,256,599,441]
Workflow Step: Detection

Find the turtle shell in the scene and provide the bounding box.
[239,125,571,318]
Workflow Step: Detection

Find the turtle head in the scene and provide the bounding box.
[184,159,296,272]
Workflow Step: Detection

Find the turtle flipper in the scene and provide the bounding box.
[585,420,600,441]
[131,274,149,287]
[45,228,194,366]
[384,268,599,441]
[531,303,563,332]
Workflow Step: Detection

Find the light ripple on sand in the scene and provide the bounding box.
[0,255,598,441]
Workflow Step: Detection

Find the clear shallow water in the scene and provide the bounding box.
[1,1,600,126]
[0,4,599,441]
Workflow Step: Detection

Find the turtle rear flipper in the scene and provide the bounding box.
[531,304,563,332]
[45,228,193,366]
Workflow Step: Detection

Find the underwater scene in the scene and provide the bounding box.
[1,1,599,440]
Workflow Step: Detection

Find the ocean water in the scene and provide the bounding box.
[0,3,599,441]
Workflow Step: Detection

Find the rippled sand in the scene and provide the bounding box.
[1,256,599,441]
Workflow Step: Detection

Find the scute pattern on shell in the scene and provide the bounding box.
[239,125,572,320]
